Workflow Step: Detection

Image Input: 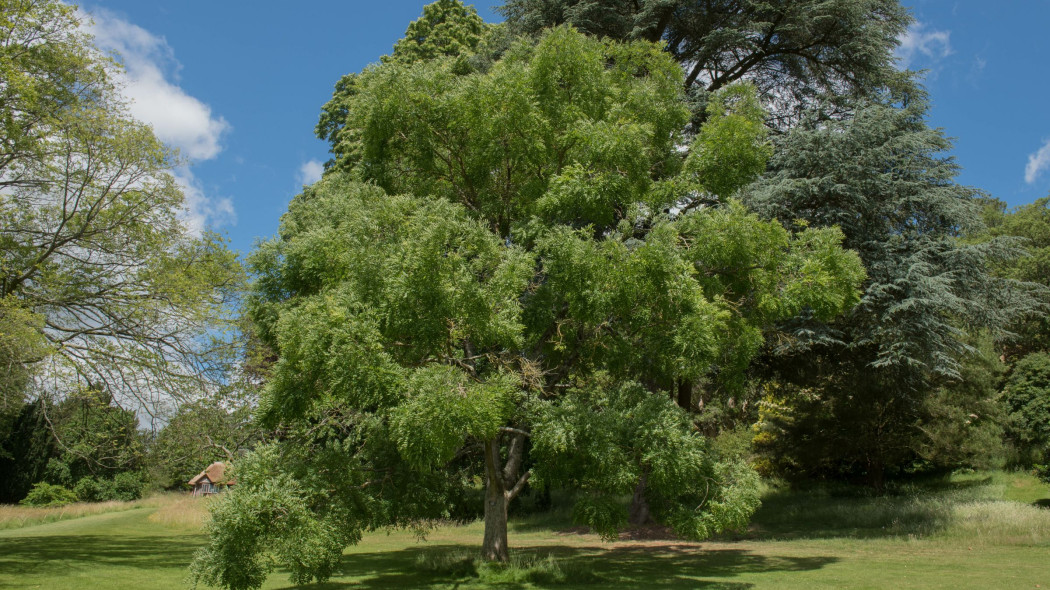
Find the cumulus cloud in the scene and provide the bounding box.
[82,8,230,161]
[298,160,325,186]
[175,168,236,236]
[1025,139,1050,185]
[80,8,233,233]
[895,22,952,69]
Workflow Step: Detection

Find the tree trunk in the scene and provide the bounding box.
[482,438,509,562]
[628,469,652,526]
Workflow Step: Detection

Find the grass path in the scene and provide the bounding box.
[0,507,206,589]
[0,474,1048,589]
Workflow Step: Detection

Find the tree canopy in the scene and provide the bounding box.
[192,25,865,590]
[0,0,243,418]
[498,0,912,124]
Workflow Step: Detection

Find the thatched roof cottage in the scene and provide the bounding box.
[188,462,235,496]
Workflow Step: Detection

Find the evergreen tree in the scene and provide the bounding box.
[744,97,1041,485]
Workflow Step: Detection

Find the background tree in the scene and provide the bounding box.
[744,98,1042,485]
[498,0,911,126]
[1002,352,1050,470]
[0,398,55,502]
[983,197,1050,359]
[0,0,244,420]
[192,25,865,590]
[147,394,258,489]
[0,388,146,502]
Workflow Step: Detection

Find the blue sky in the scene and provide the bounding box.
[77,1,1050,255]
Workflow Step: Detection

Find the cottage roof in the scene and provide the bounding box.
[188,461,235,486]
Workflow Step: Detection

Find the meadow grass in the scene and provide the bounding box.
[146,493,216,530]
[0,493,170,531]
[0,472,1047,589]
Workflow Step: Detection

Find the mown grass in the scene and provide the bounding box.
[0,471,1047,589]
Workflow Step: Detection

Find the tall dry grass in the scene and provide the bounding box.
[751,470,1050,544]
[146,493,214,531]
[944,500,1050,546]
[0,495,163,530]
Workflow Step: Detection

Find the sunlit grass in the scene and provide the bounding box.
[0,493,169,531]
[0,472,1046,589]
[146,493,214,530]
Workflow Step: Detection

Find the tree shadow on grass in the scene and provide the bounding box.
[271,543,837,589]
[0,533,202,579]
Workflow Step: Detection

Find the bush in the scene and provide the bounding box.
[72,473,144,502]
[1003,352,1050,466]
[20,482,77,507]
[112,471,144,501]
[73,477,114,502]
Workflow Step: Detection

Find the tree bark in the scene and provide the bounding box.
[628,468,652,526]
[481,433,532,562]
[482,438,511,562]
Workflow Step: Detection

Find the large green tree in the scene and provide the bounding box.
[744,98,1042,485]
[191,26,864,589]
[0,0,243,417]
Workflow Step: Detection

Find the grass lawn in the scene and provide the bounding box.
[0,472,1048,589]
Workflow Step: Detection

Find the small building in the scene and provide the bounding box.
[188,462,235,496]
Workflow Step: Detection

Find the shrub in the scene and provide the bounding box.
[1003,352,1050,466]
[20,482,77,507]
[73,477,114,502]
[72,473,144,502]
[112,471,144,501]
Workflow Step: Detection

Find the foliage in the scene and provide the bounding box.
[189,447,340,590]
[498,0,912,125]
[745,98,1040,485]
[683,83,772,199]
[73,477,111,503]
[316,0,498,174]
[914,334,1007,471]
[0,389,148,503]
[386,0,488,65]
[147,396,257,490]
[72,472,144,503]
[44,389,145,484]
[0,296,47,418]
[0,399,55,502]
[0,0,244,415]
[19,482,76,507]
[983,197,1050,357]
[530,379,762,540]
[1002,352,1050,467]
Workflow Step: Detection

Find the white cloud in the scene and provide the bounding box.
[82,8,230,160]
[1025,139,1050,185]
[298,160,324,186]
[895,22,952,70]
[175,168,236,236]
[80,8,234,232]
